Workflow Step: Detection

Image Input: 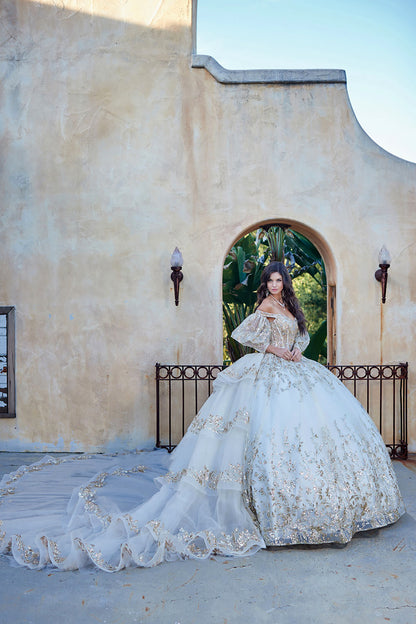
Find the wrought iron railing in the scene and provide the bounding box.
[328,363,408,459]
[155,362,408,459]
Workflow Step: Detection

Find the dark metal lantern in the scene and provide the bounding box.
[374,245,391,304]
[170,247,183,306]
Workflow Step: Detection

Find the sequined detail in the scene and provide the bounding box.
[189,408,249,435]
[231,312,272,353]
[164,463,244,489]
[255,355,339,399]
[232,310,310,354]
[244,413,404,546]
[48,539,66,564]
[79,473,112,527]
[124,514,140,535]
[151,523,261,559]
[13,534,40,566]
[74,538,118,572]
[78,465,147,527]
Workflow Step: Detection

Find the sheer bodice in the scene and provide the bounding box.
[231,310,310,353]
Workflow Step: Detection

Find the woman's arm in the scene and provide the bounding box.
[293,331,310,353]
[266,344,294,361]
[231,312,272,353]
[290,329,310,361]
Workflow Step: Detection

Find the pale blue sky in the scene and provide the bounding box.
[197,0,416,163]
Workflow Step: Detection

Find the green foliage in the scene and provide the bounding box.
[223,233,263,308]
[222,226,327,363]
[255,226,286,262]
[303,320,327,363]
[294,272,326,336]
[223,303,255,362]
[286,231,327,290]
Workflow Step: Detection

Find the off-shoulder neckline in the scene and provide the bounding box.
[256,310,297,322]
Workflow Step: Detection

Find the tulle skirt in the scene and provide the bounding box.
[0,354,405,571]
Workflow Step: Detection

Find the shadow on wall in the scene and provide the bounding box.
[1,0,194,451]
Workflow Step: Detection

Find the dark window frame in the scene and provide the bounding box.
[0,306,16,418]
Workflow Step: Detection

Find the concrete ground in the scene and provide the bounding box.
[0,453,415,624]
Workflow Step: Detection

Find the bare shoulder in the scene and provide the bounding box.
[257,298,275,314]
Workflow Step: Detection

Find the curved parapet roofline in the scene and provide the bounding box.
[342,85,416,165]
[191,54,416,164]
[191,54,346,85]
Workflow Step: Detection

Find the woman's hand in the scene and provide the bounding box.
[268,346,293,361]
[266,346,302,361]
[290,347,302,362]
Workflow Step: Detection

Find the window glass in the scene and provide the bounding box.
[0,314,7,411]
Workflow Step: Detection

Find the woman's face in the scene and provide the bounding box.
[267,272,283,297]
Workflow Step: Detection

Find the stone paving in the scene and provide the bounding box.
[0,452,415,624]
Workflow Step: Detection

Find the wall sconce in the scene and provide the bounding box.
[170,247,183,306]
[374,245,391,304]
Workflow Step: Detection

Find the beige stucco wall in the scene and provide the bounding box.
[1,0,415,452]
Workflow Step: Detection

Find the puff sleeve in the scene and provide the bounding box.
[293,329,310,353]
[231,312,272,353]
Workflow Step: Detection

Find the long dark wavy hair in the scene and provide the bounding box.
[256,261,307,334]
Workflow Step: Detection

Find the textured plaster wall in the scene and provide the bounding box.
[1,0,415,452]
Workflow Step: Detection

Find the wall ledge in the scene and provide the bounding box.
[191,54,347,85]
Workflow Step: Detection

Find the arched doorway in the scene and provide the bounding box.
[222,219,337,365]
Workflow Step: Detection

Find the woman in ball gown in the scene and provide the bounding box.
[0,262,404,571]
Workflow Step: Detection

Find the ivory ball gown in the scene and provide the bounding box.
[0,311,404,571]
